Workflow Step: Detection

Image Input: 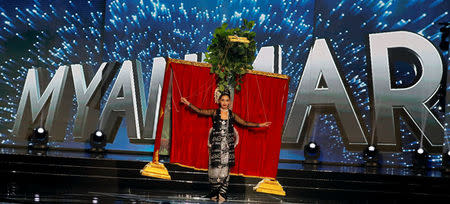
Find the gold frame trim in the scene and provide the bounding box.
[167,58,289,80]
[246,69,289,79]
[167,58,212,68]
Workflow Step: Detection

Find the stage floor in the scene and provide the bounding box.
[0,147,449,203]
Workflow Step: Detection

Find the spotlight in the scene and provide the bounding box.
[363,145,379,167]
[442,150,450,174]
[413,148,428,169]
[90,130,106,152]
[303,142,320,164]
[28,127,48,149]
[417,148,424,154]
[37,127,45,134]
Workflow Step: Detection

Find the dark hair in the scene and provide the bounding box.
[219,93,231,100]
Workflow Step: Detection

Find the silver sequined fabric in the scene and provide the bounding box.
[208,118,230,183]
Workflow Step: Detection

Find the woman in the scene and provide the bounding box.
[181,92,271,202]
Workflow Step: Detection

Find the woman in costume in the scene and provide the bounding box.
[180,91,271,202]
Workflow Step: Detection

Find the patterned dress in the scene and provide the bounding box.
[208,117,231,195]
[187,104,259,197]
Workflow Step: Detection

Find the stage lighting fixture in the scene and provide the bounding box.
[363,145,379,167]
[413,148,428,169]
[303,142,320,164]
[442,150,450,173]
[90,130,106,152]
[28,127,49,149]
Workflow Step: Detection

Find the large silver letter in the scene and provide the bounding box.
[252,45,282,74]
[282,39,368,150]
[369,31,444,152]
[71,62,119,142]
[142,57,166,141]
[99,60,146,143]
[184,53,205,62]
[13,66,73,141]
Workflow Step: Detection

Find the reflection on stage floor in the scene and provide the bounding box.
[0,147,449,203]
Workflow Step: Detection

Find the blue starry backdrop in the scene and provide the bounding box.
[0,0,448,169]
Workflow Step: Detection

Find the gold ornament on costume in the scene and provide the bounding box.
[227,35,250,44]
[214,87,231,104]
[214,87,221,104]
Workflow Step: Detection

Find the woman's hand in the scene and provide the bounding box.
[181,97,190,106]
[259,122,272,127]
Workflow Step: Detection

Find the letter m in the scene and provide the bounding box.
[13,66,73,142]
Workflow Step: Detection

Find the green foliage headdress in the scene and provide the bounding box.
[205,19,257,92]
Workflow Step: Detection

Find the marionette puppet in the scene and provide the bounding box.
[180,19,271,202]
[141,19,278,202]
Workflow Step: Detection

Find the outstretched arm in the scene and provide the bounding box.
[181,97,215,116]
[233,113,271,127]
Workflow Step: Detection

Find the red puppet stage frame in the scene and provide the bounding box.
[142,58,289,195]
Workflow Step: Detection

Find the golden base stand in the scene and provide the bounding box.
[253,178,286,196]
[140,151,171,180]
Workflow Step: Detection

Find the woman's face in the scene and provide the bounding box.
[219,95,230,109]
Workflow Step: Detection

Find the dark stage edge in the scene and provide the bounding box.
[0,147,449,203]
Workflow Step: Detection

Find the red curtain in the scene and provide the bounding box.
[164,59,289,179]
[232,73,289,178]
[169,61,217,170]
